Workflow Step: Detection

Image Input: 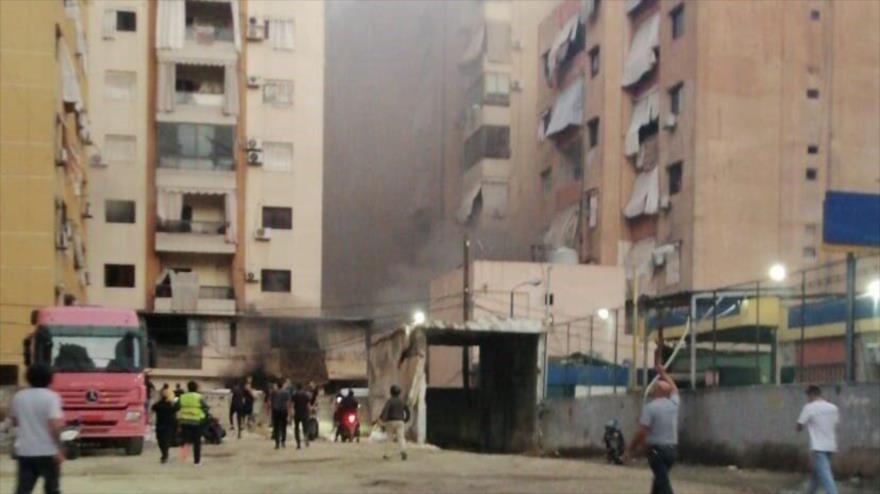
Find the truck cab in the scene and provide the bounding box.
[23,306,154,455]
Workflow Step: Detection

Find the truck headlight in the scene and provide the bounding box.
[124,410,142,422]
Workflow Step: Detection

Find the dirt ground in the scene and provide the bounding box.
[0,434,816,494]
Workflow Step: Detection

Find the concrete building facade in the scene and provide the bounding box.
[1,0,93,384]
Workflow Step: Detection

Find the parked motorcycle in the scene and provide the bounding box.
[603,419,625,465]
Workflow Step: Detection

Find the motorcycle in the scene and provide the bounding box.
[603,419,625,465]
[306,403,319,441]
[60,421,82,460]
[337,410,360,442]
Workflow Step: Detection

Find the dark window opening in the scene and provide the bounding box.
[807,145,819,155]
[589,46,600,78]
[810,10,820,21]
[0,365,18,385]
[105,200,135,224]
[463,125,510,170]
[807,88,820,99]
[116,11,136,32]
[668,162,683,196]
[562,139,584,181]
[262,207,292,230]
[105,264,135,288]
[638,119,659,143]
[230,322,237,347]
[587,118,600,149]
[806,168,818,181]
[670,5,685,40]
[669,83,683,115]
[261,269,291,292]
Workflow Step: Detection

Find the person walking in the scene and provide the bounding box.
[270,381,292,449]
[229,384,245,439]
[292,383,311,449]
[10,364,65,494]
[379,385,410,461]
[624,365,679,494]
[797,385,840,494]
[152,388,178,464]
[242,381,255,431]
[176,381,208,466]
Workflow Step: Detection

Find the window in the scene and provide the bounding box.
[562,139,583,181]
[156,123,235,170]
[265,19,295,50]
[668,162,683,195]
[262,142,293,172]
[803,247,817,259]
[105,264,135,288]
[462,125,510,170]
[104,135,136,164]
[807,145,819,154]
[670,5,684,40]
[230,322,237,347]
[541,168,553,195]
[116,11,136,32]
[483,72,511,106]
[806,168,818,181]
[807,88,820,99]
[587,118,600,149]
[104,71,135,101]
[589,46,600,78]
[105,200,135,223]
[262,207,292,230]
[669,83,683,115]
[261,270,291,292]
[810,10,820,21]
[263,80,294,105]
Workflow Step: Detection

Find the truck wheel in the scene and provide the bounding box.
[125,437,144,456]
[64,442,81,460]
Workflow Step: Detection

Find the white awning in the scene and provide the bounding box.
[546,15,580,85]
[636,134,659,171]
[60,46,82,106]
[623,166,660,218]
[622,12,660,88]
[580,0,597,21]
[624,237,656,279]
[457,181,482,224]
[544,77,584,138]
[625,0,644,14]
[625,89,659,156]
[543,204,580,249]
[156,0,186,50]
[459,23,485,66]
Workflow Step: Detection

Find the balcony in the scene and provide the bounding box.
[462,125,510,171]
[157,122,235,171]
[154,284,236,316]
[157,64,236,125]
[153,345,203,370]
[155,220,235,255]
[157,0,237,65]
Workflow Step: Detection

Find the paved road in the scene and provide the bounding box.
[0,435,809,494]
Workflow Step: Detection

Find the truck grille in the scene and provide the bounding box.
[59,388,130,409]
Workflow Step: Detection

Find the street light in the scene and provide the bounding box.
[866,279,880,303]
[509,278,542,318]
[769,263,787,282]
[597,308,610,320]
[412,310,426,326]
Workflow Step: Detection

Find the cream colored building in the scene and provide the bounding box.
[83,0,325,384]
[1,0,93,384]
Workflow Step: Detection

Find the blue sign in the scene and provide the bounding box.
[823,191,880,248]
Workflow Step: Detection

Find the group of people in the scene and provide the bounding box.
[149,380,210,466]
[266,380,318,450]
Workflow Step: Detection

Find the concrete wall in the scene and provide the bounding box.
[540,384,880,476]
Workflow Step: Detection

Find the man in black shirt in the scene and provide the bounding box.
[151,389,179,464]
[270,381,291,450]
[291,383,311,449]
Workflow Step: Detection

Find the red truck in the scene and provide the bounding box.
[23,306,154,457]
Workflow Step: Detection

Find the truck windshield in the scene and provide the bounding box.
[44,326,143,373]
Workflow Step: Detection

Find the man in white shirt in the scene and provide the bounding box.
[10,363,65,494]
[797,385,839,494]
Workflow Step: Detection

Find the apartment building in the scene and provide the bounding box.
[532,0,879,297]
[0,0,93,384]
[84,0,325,387]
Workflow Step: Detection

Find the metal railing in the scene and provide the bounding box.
[155,285,234,300]
[157,220,227,235]
[157,157,234,171]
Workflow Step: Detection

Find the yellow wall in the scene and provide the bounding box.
[1,0,90,383]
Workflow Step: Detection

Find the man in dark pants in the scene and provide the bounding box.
[176,381,208,465]
[152,388,178,463]
[10,364,64,494]
[291,383,311,449]
[624,365,679,494]
[229,384,245,439]
[270,381,291,449]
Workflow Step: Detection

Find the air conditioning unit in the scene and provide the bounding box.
[246,17,265,41]
[659,194,671,211]
[55,148,69,166]
[246,138,262,151]
[89,152,106,168]
[247,149,263,166]
[247,75,262,89]
[82,201,93,219]
[254,227,271,241]
[511,79,524,92]
[245,271,260,283]
[663,113,677,130]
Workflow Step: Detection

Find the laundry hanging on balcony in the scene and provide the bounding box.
[623,165,660,219]
[156,0,186,50]
[624,89,659,157]
[622,12,660,88]
[543,77,584,138]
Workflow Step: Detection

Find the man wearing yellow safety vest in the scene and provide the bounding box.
[177,381,209,466]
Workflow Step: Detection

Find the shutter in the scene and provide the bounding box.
[102,9,117,40]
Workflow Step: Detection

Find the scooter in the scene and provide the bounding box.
[60,421,82,460]
[603,419,625,465]
[338,410,360,442]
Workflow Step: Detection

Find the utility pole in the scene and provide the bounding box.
[462,235,471,390]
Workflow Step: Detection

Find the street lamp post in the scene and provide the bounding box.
[509,278,542,318]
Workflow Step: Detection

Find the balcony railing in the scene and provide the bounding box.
[157,220,227,235]
[155,284,234,300]
[175,91,224,107]
[185,25,234,44]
